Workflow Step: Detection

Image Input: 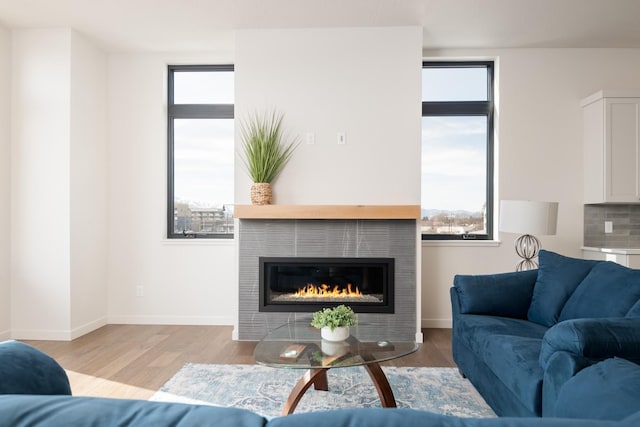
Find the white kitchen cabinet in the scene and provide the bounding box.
[582,90,640,203]
[582,247,640,268]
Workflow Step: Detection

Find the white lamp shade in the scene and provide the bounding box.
[499,200,558,236]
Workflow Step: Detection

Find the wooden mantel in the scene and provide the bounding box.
[234,205,421,220]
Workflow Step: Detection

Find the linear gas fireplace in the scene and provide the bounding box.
[259,257,394,313]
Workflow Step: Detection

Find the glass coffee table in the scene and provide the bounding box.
[253,321,419,415]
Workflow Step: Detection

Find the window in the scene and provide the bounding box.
[421,61,494,240]
[167,65,234,239]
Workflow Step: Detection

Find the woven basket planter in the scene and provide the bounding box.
[250,183,272,205]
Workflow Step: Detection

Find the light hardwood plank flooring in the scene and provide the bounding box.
[24,325,454,401]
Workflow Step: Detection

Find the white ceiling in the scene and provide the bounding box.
[1,0,640,53]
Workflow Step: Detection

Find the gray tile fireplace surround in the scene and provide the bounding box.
[238,219,417,341]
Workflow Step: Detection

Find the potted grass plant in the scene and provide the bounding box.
[311,305,357,342]
[239,110,299,205]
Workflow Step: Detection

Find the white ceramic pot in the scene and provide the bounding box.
[320,326,349,342]
[321,339,349,356]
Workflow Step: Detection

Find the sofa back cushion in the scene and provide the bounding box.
[559,262,640,321]
[527,250,599,326]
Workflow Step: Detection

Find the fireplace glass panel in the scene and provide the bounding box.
[259,257,394,313]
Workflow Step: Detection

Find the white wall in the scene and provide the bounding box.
[106,52,237,326]
[9,26,640,337]
[234,27,422,205]
[11,29,72,339]
[103,35,640,334]
[104,27,422,333]
[0,23,11,341]
[420,48,640,327]
[10,29,110,339]
[69,30,109,337]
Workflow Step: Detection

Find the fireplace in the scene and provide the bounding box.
[259,257,394,313]
[237,218,417,341]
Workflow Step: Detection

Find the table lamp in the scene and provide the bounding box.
[499,200,558,271]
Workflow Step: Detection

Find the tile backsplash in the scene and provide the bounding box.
[584,204,640,248]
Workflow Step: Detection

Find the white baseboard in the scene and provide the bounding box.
[11,328,74,341]
[421,318,452,328]
[70,317,108,340]
[11,316,108,341]
[9,316,234,341]
[107,314,235,326]
[11,317,107,341]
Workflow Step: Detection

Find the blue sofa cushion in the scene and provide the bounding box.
[268,407,618,427]
[559,262,640,321]
[625,298,640,317]
[270,408,450,427]
[481,335,544,415]
[624,411,640,425]
[0,395,267,427]
[0,341,71,396]
[454,314,548,415]
[527,250,599,327]
[454,270,537,318]
[456,314,548,357]
[555,358,640,421]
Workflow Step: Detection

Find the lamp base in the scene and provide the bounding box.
[514,234,540,272]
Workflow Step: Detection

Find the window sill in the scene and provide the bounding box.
[161,238,236,246]
[422,240,501,248]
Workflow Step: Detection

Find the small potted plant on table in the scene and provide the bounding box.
[310,305,357,342]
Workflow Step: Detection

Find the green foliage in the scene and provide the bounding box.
[239,110,299,183]
[310,305,357,331]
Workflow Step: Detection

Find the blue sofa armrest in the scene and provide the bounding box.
[452,269,537,318]
[0,340,71,395]
[541,350,593,417]
[539,317,640,369]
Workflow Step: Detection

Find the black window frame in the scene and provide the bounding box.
[167,64,235,239]
[421,60,495,241]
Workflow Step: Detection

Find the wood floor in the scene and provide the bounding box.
[24,325,454,400]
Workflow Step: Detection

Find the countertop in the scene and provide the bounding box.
[582,247,640,255]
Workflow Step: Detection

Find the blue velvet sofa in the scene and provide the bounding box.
[451,250,640,418]
[2,339,640,426]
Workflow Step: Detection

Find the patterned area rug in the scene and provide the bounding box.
[151,364,496,419]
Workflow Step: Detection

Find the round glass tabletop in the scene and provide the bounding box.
[254,321,419,369]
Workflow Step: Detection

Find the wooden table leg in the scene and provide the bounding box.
[280,362,396,415]
[281,368,329,415]
[363,362,397,408]
[312,369,329,391]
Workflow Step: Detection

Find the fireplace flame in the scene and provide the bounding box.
[292,283,363,299]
